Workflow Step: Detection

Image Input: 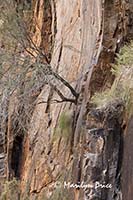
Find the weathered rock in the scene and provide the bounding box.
[121,116,133,200]
[0,0,133,200]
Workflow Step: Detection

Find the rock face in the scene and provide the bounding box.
[0,0,133,200]
[122,116,133,200]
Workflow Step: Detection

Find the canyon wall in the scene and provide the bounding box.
[0,0,133,199]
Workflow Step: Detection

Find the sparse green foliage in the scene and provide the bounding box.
[49,174,73,200]
[59,111,72,138]
[0,0,78,140]
[0,0,36,137]
[114,42,133,71]
[0,178,20,200]
[50,187,69,200]
[52,111,72,141]
[91,42,133,115]
[59,112,72,131]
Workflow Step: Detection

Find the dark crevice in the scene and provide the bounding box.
[52,0,57,36]
[113,126,124,199]
[36,0,40,17]
[115,127,124,178]
[40,0,52,63]
[57,41,63,70]
[10,135,24,179]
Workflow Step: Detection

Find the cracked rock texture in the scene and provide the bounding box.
[0,0,133,200]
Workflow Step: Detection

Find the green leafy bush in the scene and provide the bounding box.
[91,42,133,115]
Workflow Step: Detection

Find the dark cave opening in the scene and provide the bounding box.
[11,135,24,179]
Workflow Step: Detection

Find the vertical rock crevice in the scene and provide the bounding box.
[10,135,24,179]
